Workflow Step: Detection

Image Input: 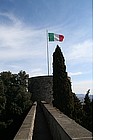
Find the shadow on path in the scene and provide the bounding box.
[32,102,53,140]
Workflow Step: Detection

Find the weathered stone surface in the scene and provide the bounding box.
[14,102,37,140]
[41,101,93,140]
[14,102,93,140]
[28,76,53,103]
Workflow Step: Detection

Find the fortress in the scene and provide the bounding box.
[13,75,93,140]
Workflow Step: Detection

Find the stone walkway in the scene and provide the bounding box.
[32,102,53,140]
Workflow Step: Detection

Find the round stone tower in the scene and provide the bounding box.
[28,75,53,103]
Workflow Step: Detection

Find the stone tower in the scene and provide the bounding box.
[28,76,53,103]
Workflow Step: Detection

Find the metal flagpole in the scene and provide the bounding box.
[46,29,49,76]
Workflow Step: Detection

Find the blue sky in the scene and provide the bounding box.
[0,0,93,95]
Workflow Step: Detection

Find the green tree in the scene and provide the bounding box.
[84,89,91,111]
[52,45,93,132]
[72,93,84,125]
[0,71,32,126]
[0,71,32,139]
[0,79,7,129]
[53,45,74,117]
[83,89,93,132]
[0,80,6,113]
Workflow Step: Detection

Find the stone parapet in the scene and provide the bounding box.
[40,101,93,140]
[14,102,37,140]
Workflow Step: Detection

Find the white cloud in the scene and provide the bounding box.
[72,80,93,94]
[0,12,22,26]
[0,12,45,61]
[0,25,43,49]
[0,12,48,76]
[65,39,93,63]
[0,12,92,83]
[29,68,46,77]
[68,72,82,76]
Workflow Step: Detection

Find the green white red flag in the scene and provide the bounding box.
[48,33,64,42]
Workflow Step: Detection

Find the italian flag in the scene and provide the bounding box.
[48,33,64,42]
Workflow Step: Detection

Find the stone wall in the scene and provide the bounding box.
[14,102,92,140]
[28,76,53,103]
[14,102,37,140]
[40,101,93,140]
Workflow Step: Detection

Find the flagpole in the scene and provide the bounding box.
[46,29,49,76]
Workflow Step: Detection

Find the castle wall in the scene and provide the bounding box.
[28,76,53,103]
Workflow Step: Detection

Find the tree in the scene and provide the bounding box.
[0,80,6,114]
[83,89,93,132]
[0,79,6,129]
[0,71,32,139]
[0,71,32,126]
[52,45,93,132]
[84,89,91,112]
[72,93,84,125]
[53,45,74,117]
